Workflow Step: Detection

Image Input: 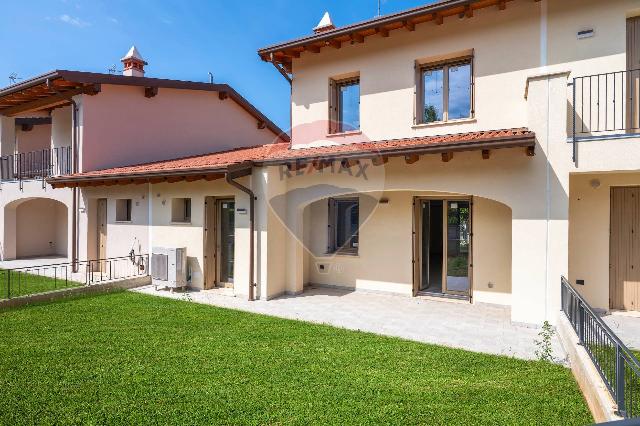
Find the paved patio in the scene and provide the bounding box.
[601,311,640,351]
[0,256,69,269]
[133,284,566,362]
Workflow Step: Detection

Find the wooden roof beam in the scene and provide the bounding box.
[441,152,453,162]
[350,33,364,44]
[434,13,444,25]
[482,149,491,160]
[379,27,390,37]
[404,154,420,164]
[0,84,100,116]
[305,45,321,53]
[498,0,507,10]
[403,20,416,31]
[371,155,388,166]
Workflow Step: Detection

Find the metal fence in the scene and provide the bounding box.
[0,255,148,300]
[570,69,640,163]
[0,146,72,183]
[561,276,640,418]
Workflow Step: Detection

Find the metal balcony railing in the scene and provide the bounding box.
[561,277,640,418]
[0,146,72,185]
[571,69,640,163]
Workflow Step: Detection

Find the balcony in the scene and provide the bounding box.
[570,69,640,162]
[0,146,72,185]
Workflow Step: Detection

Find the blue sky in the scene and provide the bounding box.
[0,0,434,131]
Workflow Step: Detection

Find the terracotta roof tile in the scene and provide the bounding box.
[52,127,534,181]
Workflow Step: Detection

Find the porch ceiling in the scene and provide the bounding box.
[47,127,535,189]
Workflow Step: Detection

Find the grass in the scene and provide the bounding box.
[0,292,592,425]
[0,268,82,300]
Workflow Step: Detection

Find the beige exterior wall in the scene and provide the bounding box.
[78,177,252,296]
[275,0,640,323]
[0,181,73,260]
[78,85,279,172]
[291,0,638,149]
[569,172,640,311]
[302,191,512,303]
[15,198,67,257]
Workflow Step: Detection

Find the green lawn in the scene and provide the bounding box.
[0,292,592,425]
[0,268,82,300]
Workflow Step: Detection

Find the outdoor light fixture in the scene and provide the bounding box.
[589,178,601,189]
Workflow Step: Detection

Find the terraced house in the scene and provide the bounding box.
[2,0,640,327]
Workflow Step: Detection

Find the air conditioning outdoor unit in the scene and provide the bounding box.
[151,247,187,292]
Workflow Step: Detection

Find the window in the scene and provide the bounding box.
[329,77,360,133]
[171,198,191,223]
[328,198,359,254]
[418,58,473,124]
[115,199,132,222]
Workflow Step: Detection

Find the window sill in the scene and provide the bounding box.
[115,220,132,224]
[170,221,192,225]
[326,130,362,138]
[412,117,476,129]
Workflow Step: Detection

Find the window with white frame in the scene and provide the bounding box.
[171,198,191,223]
[418,57,473,124]
[115,199,132,222]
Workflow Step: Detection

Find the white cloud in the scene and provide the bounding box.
[108,17,119,24]
[57,14,90,28]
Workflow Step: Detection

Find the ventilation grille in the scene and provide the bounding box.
[151,253,168,281]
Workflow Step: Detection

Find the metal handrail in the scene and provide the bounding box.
[1,254,148,300]
[561,276,640,418]
[0,146,72,184]
[570,68,640,164]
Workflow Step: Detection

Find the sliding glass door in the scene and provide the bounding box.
[444,201,471,295]
[417,198,471,298]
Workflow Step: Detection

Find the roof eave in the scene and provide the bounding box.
[258,0,478,56]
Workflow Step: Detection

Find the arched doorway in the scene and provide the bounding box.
[4,198,68,259]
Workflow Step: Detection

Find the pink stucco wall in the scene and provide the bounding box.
[16,124,51,154]
[80,85,280,172]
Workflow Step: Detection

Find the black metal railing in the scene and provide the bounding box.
[571,69,640,163]
[0,146,72,183]
[561,277,640,418]
[0,255,148,300]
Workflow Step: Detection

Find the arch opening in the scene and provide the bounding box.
[4,198,68,260]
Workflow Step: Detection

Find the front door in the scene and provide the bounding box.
[415,198,472,298]
[610,187,640,311]
[96,198,107,272]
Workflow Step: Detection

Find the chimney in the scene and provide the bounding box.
[313,11,335,33]
[121,46,147,77]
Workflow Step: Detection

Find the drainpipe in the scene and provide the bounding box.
[47,79,79,272]
[225,162,255,301]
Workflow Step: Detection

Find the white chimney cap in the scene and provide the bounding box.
[121,45,147,64]
[313,11,335,33]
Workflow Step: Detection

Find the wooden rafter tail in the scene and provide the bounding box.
[404,154,420,164]
[371,155,388,166]
[482,149,491,160]
[526,146,535,156]
[341,159,359,169]
[441,152,454,162]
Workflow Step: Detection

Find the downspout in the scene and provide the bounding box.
[225,162,255,301]
[47,79,79,272]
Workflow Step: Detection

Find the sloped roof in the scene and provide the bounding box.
[48,128,535,187]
